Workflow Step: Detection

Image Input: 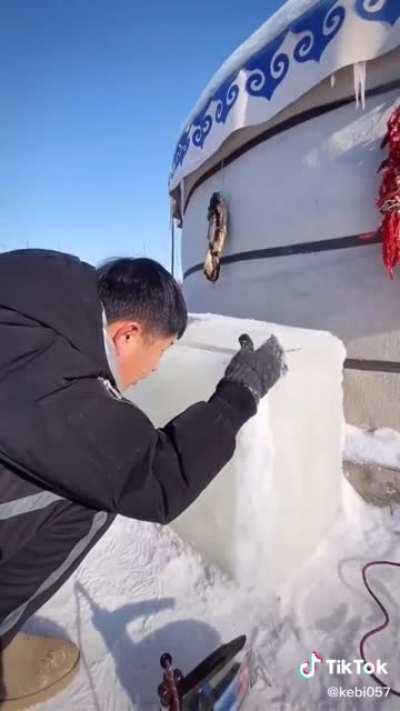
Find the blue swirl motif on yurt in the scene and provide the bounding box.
[170,0,399,178]
[292,0,346,63]
[355,0,400,26]
[172,128,191,172]
[192,105,213,148]
[214,73,240,124]
[244,30,290,100]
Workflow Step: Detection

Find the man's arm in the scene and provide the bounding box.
[25,335,285,522]
[110,380,256,523]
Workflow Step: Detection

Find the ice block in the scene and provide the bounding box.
[129,313,345,592]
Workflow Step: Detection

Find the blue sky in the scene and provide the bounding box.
[1,0,284,274]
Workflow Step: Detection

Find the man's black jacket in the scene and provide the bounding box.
[0,249,257,646]
[0,250,256,528]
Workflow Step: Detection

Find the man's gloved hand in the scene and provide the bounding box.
[222,333,287,404]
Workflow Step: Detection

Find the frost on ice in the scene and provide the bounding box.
[132,313,346,593]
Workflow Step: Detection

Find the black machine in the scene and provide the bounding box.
[157,635,254,710]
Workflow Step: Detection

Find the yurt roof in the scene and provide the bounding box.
[169,0,400,194]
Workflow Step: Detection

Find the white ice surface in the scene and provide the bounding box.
[131,313,345,593]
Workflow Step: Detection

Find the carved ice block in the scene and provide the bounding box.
[129,313,345,591]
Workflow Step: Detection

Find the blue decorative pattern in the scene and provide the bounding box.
[192,107,213,148]
[355,0,400,26]
[244,31,290,100]
[172,128,190,172]
[292,0,345,62]
[214,73,240,124]
[170,0,399,180]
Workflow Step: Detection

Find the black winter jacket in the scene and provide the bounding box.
[0,250,256,646]
[0,249,256,525]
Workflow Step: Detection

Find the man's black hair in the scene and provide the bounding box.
[97,257,187,339]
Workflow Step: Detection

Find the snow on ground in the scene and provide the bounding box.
[27,449,400,710]
[26,516,277,710]
[345,424,400,471]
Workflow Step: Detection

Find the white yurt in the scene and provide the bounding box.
[169,0,400,430]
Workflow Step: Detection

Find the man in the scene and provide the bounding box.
[0,249,285,708]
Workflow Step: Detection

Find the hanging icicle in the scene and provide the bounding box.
[169,198,174,277]
[203,192,228,282]
[353,61,367,110]
[376,106,400,278]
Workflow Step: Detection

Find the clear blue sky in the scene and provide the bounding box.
[1,0,284,274]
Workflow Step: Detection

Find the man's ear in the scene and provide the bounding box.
[108,321,141,352]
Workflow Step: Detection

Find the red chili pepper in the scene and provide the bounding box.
[377,106,400,277]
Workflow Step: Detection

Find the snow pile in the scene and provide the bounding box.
[345,425,400,471]
[28,480,400,710]
[131,313,345,593]
[27,517,276,710]
[249,477,400,710]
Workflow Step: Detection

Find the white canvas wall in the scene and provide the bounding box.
[180,51,400,347]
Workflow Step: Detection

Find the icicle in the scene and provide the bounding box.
[180,179,185,217]
[169,196,174,231]
[353,61,367,110]
[330,73,336,88]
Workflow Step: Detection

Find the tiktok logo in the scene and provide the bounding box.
[298,652,388,680]
[298,651,323,679]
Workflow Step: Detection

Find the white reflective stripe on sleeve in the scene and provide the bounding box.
[0,491,63,521]
[0,511,108,638]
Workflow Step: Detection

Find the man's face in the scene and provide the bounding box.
[107,320,176,390]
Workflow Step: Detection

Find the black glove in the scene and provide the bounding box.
[222,333,287,404]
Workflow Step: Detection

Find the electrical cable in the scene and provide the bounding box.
[359,560,400,697]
